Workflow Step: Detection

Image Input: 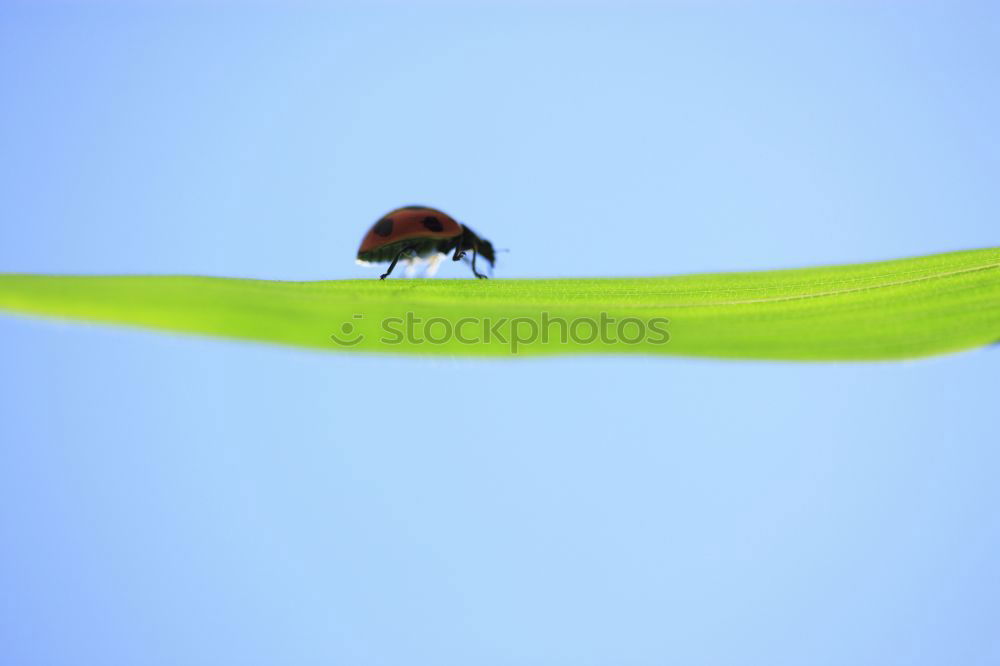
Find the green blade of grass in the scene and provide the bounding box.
[1,247,998,360]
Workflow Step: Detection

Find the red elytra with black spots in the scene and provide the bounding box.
[356,205,497,280]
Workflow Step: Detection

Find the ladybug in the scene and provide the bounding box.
[356,205,496,280]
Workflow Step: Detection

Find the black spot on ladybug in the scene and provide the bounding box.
[422,216,444,232]
[374,217,394,237]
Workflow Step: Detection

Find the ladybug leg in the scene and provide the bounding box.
[380,245,416,280]
[451,234,486,278]
[452,230,473,262]
[470,247,488,279]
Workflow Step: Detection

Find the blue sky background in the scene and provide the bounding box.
[1,2,998,664]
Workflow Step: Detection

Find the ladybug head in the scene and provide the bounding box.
[477,237,496,266]
[458,224,497,267]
